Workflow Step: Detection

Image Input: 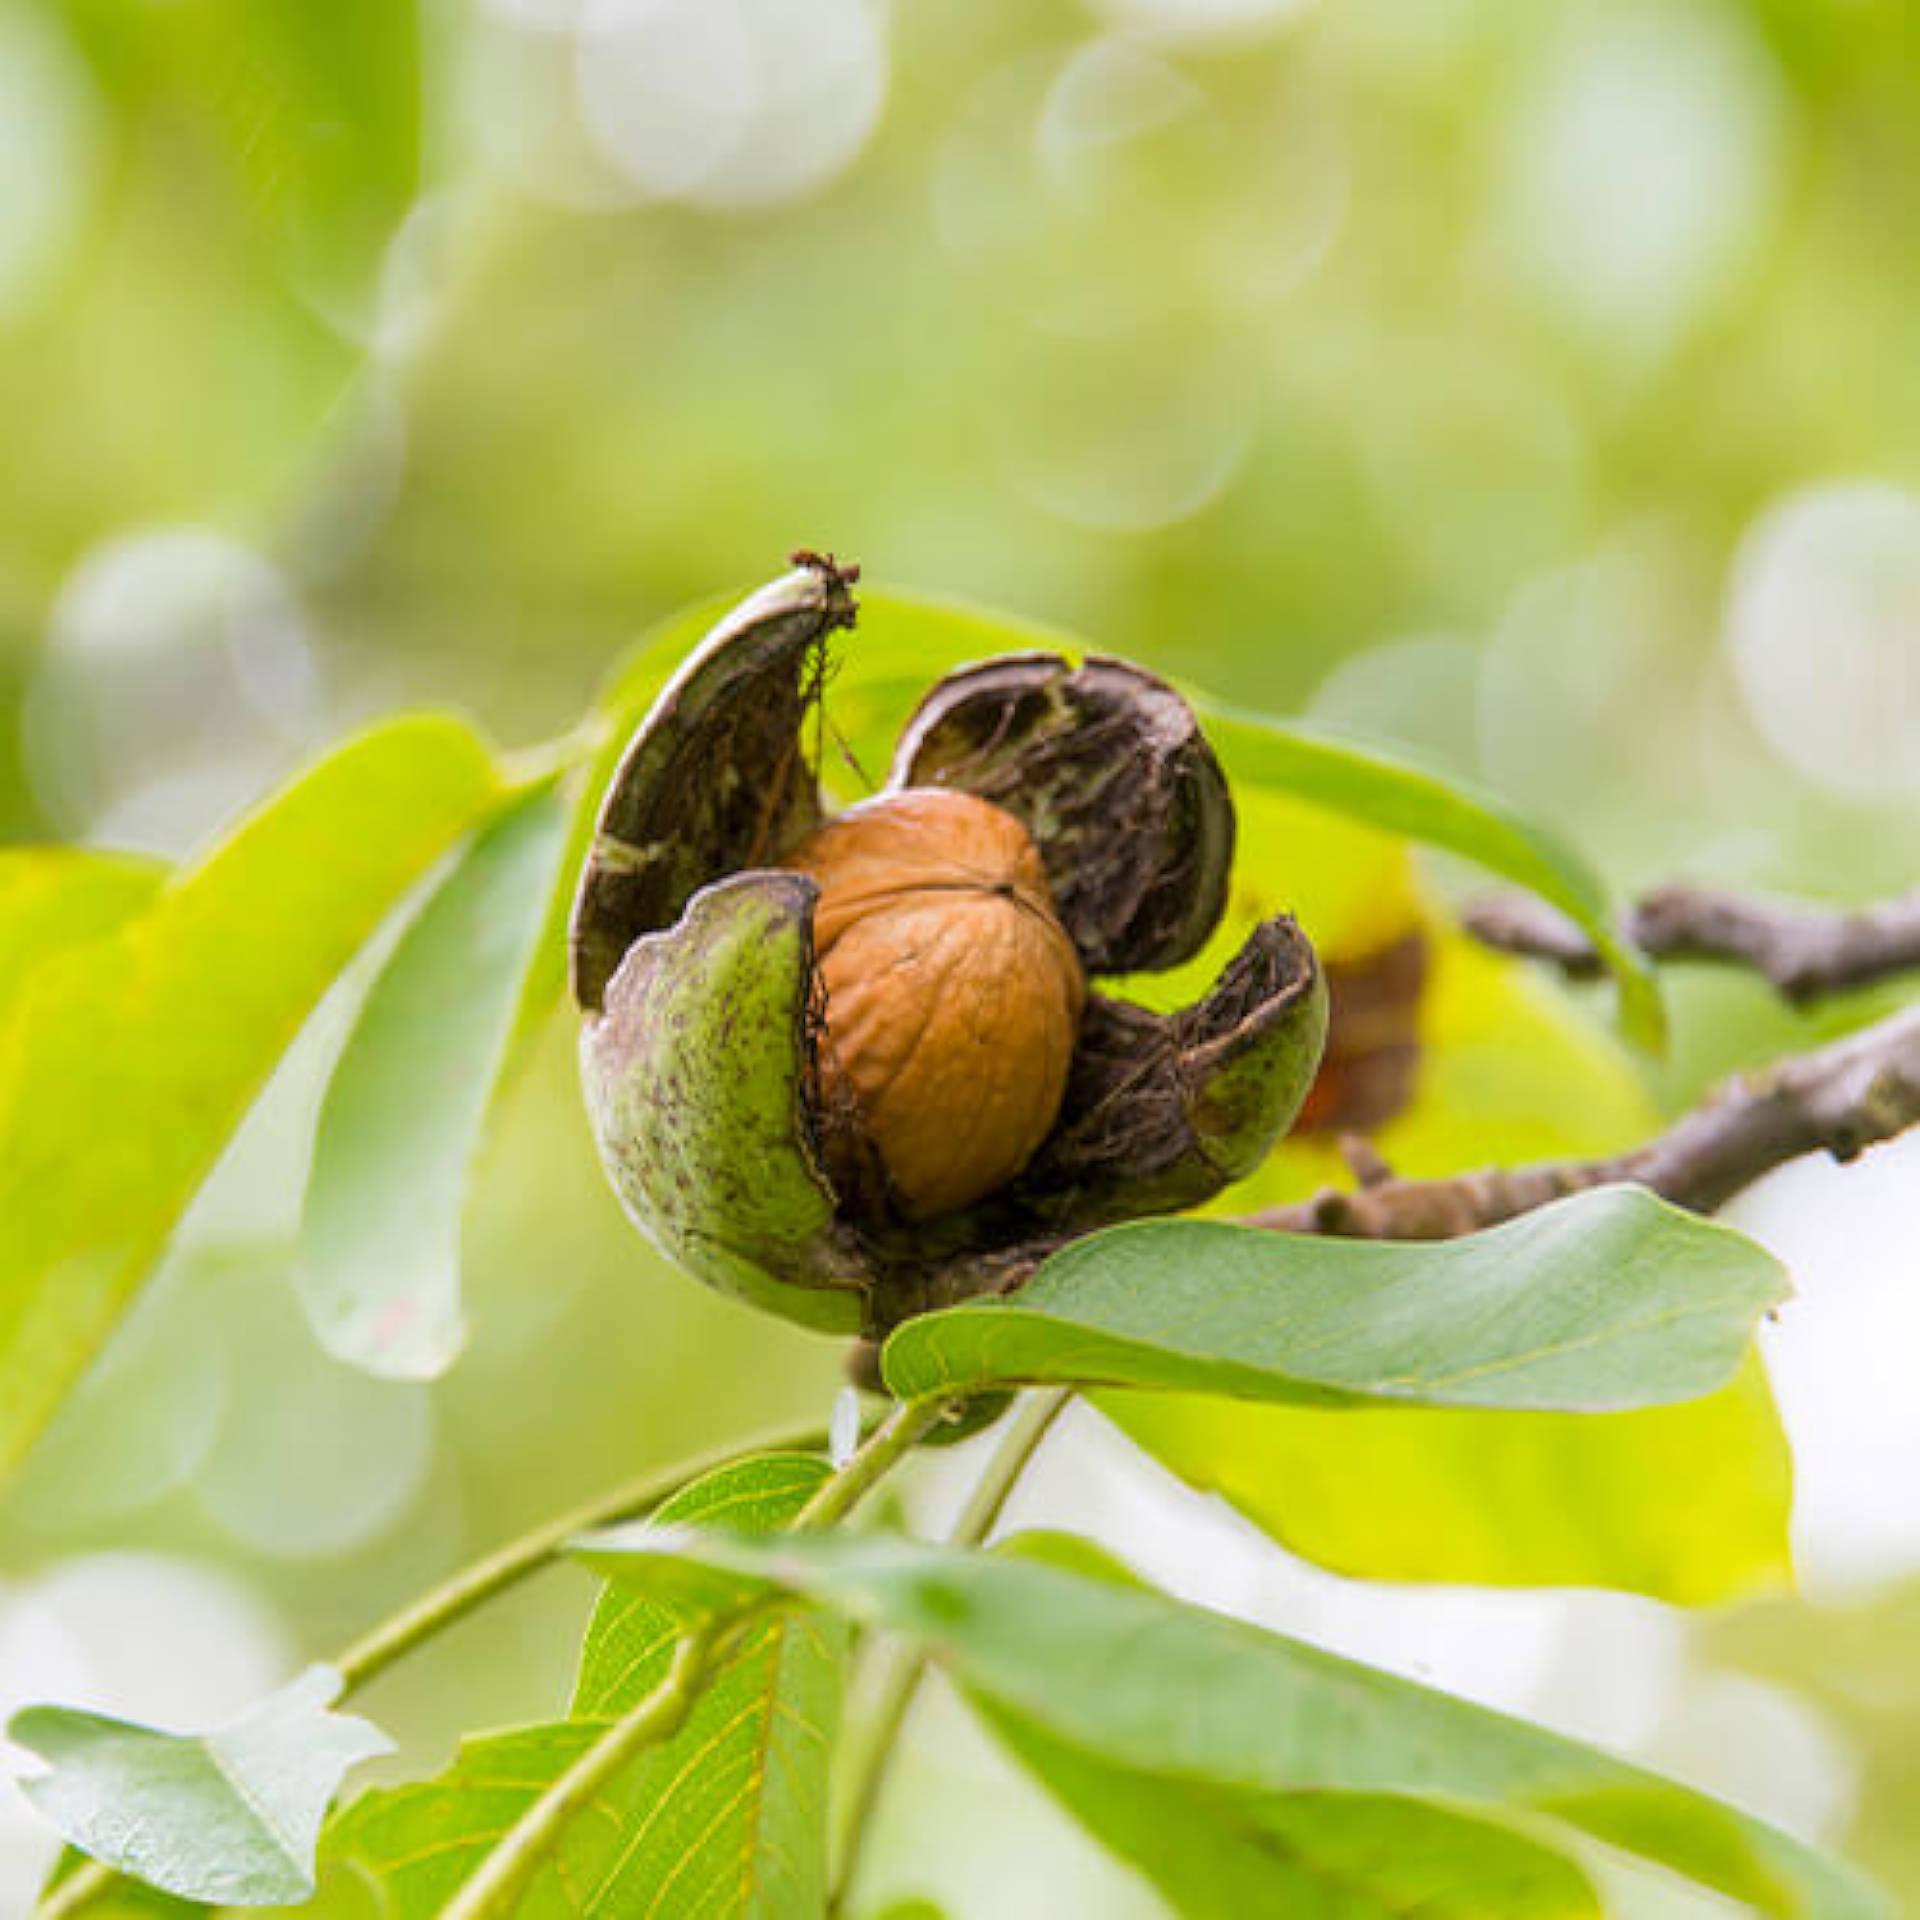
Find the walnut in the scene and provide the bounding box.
[571,555,1326,1335]
[782,788,1086,1221]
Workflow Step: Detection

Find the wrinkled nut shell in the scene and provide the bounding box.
[783,788,1086,1221]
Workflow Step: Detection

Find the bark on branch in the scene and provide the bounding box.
[1247,1003,1920,1241]
[1464,885,1920,1005]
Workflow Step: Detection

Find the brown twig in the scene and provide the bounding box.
[1463,885,1920,1005]
[1247,1002,1920,1240]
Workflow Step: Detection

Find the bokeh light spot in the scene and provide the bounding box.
[1084,0,1317,47]
[1485,0,1789,361]
[1726,484,1920,804]
[576,0,887,210]
[1310,634,1481,773]
[939,41,1343,336]
[992,330,1253,533]
[28,530,322,851]
[195,1320,436,1561]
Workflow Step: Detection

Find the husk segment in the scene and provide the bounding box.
[1020,917,1328,1229]
[859,920,1327,1330]
[570,564,853,1014]
[890,653,1234,975]
[582,872,868,1333]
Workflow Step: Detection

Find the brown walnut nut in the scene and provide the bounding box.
[782,787,1086,1221]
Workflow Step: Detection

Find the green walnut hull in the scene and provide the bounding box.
[582,873,867,1334]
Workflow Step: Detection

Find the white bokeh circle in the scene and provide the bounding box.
[575,0,887,210]
[1487,1,1789,360]
[1725,483,1920,804]
[29,529,321,850]
[1084,0,1317,46]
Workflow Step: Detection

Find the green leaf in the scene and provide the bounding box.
[1197,710,1664,1048]
[987,1714,1600,1918]
[883,1187,1783,1412]
[574,1532,1888,1920]
[983,1536,1600,1915]
[569,1452,831,1713]
[323,1453,844,1918]
[11,1666,390,1907]
[316,1723,597,1918]
[297,780,570,1379]
[0,716,500,1489]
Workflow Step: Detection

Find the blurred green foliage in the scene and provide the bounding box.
[4,0,1919,859]
[3,0,1919,1912]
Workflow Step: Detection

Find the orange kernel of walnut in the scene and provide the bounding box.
[781,787,1086,1221]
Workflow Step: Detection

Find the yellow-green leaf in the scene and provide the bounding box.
[0,716,500,1489]
[0,850,165,1000]
[1104,1353,1791,1606]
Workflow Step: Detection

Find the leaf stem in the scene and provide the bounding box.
[440,1622,727,1920]
[335,1414,838,1689]
[828,1388,1074,1916]
[794,1393,955,1530]
[949,1389,1075,1546]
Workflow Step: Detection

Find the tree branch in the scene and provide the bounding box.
[1464,885,1920,1005]
[1248,1002,1920,1240]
